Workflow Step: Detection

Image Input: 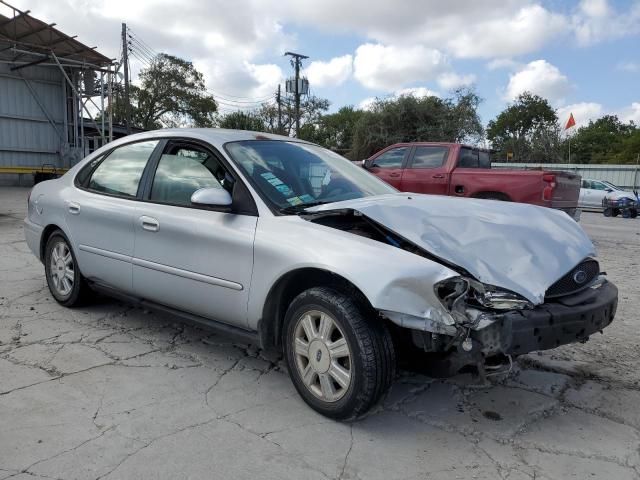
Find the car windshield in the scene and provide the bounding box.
[225,140,396,212]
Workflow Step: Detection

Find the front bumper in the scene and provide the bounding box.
[472,281,617,355]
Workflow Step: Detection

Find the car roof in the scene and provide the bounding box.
[102,128,311,152]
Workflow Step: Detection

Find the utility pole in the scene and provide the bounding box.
[121,23,131,134]
[284,51,308,137]
[276,84,282,134]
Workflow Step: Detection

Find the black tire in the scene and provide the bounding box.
[44,230,92,307]
[283,287,395,420]
[603,208,612,217]
[630,209,638,219]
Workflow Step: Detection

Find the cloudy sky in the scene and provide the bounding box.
[8,0,640,126]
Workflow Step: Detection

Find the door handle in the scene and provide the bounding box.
[432,174,445,179]
[140,216,159,232]
[389,172,401,177]
[67,201,81,215]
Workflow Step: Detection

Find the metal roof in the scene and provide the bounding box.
[0,0,112,68]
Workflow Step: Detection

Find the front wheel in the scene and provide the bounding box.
[283,287,395,420]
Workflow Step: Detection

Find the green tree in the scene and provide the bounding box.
[487,92,560,162]
[257,95,330,137]
[128,53,217,129]
[218,111,265,131]
[567,115,636,164]
[298,106,364,157]
[350,89,483,160]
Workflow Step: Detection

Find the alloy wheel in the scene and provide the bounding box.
[293,309,352,402]
[49,240,74,297]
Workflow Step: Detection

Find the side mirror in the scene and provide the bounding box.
[362,159,373,169]
[191,187,232,207]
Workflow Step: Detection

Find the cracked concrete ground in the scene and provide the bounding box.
[1,186,639,480]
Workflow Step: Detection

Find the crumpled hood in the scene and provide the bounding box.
[307,193,595,304]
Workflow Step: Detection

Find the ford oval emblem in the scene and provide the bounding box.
[573,270,588,284]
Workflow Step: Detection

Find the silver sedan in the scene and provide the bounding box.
[25,129,618,419]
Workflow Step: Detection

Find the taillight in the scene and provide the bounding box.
[542,174,556,201]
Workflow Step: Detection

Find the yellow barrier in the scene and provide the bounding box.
[0,166,69,175]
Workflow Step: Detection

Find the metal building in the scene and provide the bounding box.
[0,0,114,185]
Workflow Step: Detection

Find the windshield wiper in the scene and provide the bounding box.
[279,201,330,215]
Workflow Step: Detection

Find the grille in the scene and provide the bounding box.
[545,259,600,299]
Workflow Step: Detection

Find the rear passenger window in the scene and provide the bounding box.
[150,145,227,207]
[458,148,479,168]
[410,146,448,168]
[88,141,159,197]
[371,147,407,168]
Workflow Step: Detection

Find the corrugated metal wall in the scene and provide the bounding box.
[0,62,65,170]
[493,163,640,189]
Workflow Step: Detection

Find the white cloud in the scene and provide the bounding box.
[395,87,440,99]
[505,60,571,104]
[486,59,520,71]
[557,103,604,129]
[618,102,640,124]
[617,62,640,73]
[358,86,440,110]
[358,97,377,111]
[304,55,353,88]
[353,43,447,91]
[573,0,640,46]
[437,72,476,90]
[444,5,567,59]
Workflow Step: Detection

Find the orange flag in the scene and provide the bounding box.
[564,113,576,130]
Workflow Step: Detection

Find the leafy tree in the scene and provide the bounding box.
[217,111,265,131]
[487,92,560,162]
[298,106,364,157]
[567,115,636,164]
[350,89,483,160]
[116,54,218,129]
[257,95,330,137]
[614,129,640,164]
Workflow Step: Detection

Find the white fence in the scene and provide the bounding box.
[493,163,640,189]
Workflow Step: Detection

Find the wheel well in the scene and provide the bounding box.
[259,268,373,351]
[40,224,63,261]
[472,191,511,201]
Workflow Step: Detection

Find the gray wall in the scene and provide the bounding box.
[0,62,66,174]
[493,163,640,189]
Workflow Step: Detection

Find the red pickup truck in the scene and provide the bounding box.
[364,142,581,218]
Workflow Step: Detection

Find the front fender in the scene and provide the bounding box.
[247,216,459,330]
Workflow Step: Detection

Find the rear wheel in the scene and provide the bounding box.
[283,287,395,420]
[44,231,92,307]
[603,208,612,217]
[630,209,638,219]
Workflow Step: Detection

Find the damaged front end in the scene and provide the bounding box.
[303,200,618,376]
[385,272,617,376]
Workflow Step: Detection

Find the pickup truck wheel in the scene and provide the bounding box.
[44,231,92,307]
[283,287,395,420]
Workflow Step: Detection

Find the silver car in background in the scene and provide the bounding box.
[24,129,618,419]
[579,178,635,210]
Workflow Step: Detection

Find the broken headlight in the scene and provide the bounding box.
[435,277,533,312]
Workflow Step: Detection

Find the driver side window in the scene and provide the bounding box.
[149,145,227,207]
[372,147,407,168]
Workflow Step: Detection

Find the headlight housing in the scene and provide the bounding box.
[435,277,533,312]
